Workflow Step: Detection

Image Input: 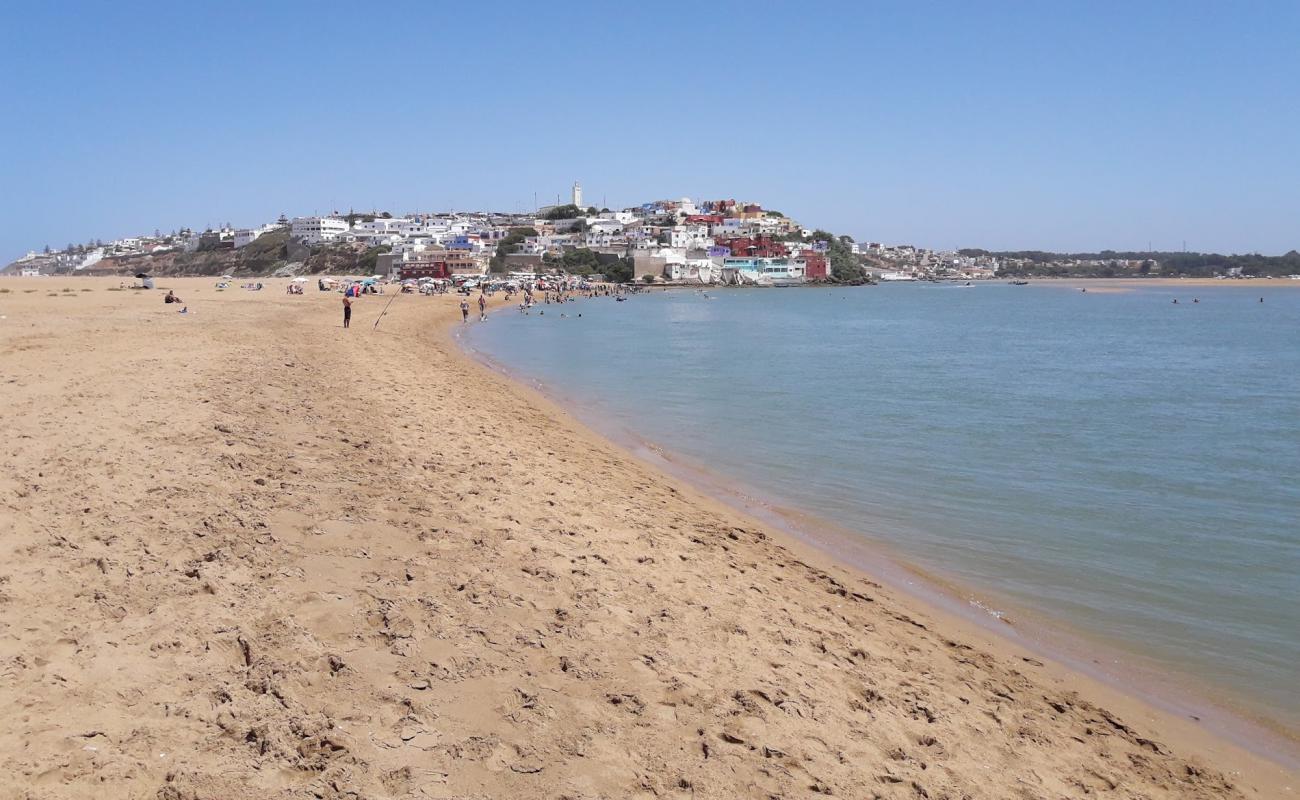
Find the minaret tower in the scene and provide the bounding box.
[572,181,583,208]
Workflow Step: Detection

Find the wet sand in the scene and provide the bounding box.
[0,276,1294,798]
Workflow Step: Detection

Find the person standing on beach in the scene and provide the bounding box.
[460,297,470,323]
[342,295,352,329]
[478,293,487,322]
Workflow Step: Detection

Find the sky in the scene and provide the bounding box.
[2,0,1298,262]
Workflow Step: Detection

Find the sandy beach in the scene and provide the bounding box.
[1,276,1294,799]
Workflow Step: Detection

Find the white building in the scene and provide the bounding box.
[572,181,583,208]
[351,217,408,236]
[587,218,624,235]
[665,259,716,284]
[291,216,350,245]
[667,225,712,249]
[234,224,280,248]
[74,248,105,270]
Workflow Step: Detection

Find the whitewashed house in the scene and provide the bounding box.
[291,216,350,245]
[234,224,280,248]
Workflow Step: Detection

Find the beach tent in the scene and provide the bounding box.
[135,273,155,289]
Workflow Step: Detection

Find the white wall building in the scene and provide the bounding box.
[572,181,583,208]
[587,218,624,235]
[667,225,712,249]
[665,259,716,284]
[73,248,105,270]
[291,216,350,245]
[234,224,280,248]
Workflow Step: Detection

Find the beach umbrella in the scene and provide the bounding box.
[291,276,309,282]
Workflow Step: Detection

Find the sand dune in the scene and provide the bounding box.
[0,278,1291,799]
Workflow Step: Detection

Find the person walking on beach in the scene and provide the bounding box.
[342,295,352,329]
[477,293,487,322]
[460,297,470,323]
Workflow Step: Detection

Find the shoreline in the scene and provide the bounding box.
[453,289,1300,774]
[1,276,1295,797]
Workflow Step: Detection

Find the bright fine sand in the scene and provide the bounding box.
[0,277,1294,799]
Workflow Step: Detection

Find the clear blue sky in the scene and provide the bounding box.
[3,1,1298,261]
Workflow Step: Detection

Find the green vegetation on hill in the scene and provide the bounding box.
[489,227,539,273]
[541,204,581,220]
[357,244,392,274]
[961,249,1300,278]
[810,229,864,282]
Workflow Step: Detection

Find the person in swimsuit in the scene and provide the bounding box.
[342,295,352,328]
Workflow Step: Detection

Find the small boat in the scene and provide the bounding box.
[1010,280,1029,285]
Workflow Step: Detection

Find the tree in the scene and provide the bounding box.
[604,257,633,284]
[559,248,601,274]
[641,274,656,284]
[811,229,864,282]
[43,244,50,254]
[489,227,539,273]
[542,204,581,220]
[586,206,598,215]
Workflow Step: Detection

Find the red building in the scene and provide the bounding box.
[801,250,829,281]
[715,234,789,258]
[398,257,450,280]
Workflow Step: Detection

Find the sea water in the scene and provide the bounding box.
[465,283,1300,733]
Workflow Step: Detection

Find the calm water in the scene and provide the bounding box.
[465,283,1300,729]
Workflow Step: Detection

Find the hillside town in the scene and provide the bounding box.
[20,182,1289,284]
[2,184,1015,285]
[13,183,1295,284]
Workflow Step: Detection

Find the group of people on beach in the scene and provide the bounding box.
[339,278,626,330]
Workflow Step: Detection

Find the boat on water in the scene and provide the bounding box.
[1010,280,1029,285]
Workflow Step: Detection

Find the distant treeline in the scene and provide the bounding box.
[958,249,1300,278]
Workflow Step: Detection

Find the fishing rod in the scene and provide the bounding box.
[373,287,401,330]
